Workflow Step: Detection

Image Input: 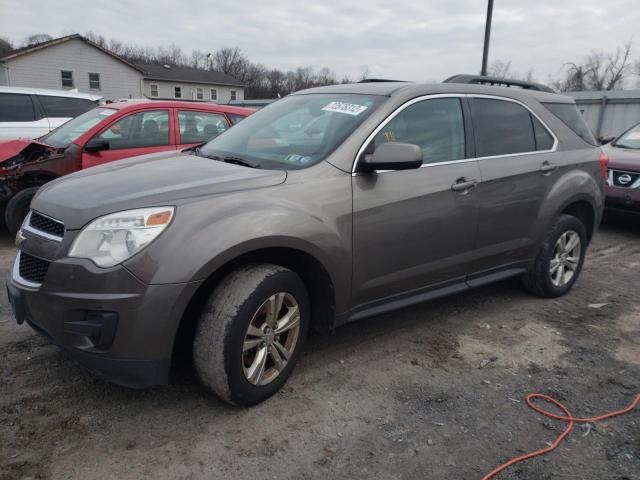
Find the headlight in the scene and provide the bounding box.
[69,207,174,267]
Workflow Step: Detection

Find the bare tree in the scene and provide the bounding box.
[24,33,52,46]
[553,42,632,91]
[0,37,14,57]
[488,60,512,79]
[358,65,371,81]
[211,47,250,80]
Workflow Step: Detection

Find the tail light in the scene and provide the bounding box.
[599,152,609,181]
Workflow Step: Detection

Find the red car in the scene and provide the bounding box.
[0,100,254,233]
[603,121,640,215]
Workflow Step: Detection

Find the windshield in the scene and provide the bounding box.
[41,107,117,148]
[614,123,640,149]
[199,94,385,169]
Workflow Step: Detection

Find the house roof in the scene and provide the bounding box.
[1,34,245,88]
[0,34,145,73]
[138,64,245,87]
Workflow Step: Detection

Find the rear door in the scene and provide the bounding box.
[81,109,173,168]
[351,96,481,307]
[469,96,558,275]
[0,93,49,139]
[175,109,230,150]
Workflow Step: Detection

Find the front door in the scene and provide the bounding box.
[81,109,173,169]
[352,97,480,307]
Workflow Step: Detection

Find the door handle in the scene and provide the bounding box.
[451,177,478,193]
[540,161,558,173]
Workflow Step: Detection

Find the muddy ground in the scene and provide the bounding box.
[1,214,639,480]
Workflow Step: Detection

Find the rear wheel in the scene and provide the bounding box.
[5,186,41,235]
[193,264,309,406]
[522,214,587,298]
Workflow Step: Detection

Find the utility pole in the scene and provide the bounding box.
[481,0,494,76]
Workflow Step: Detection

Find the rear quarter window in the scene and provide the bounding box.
[0,93,35,122]
[542,103,597,146]
[37,96,97,118]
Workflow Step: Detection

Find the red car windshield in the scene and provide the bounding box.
[40,108,117,148]
[614,123,640,150]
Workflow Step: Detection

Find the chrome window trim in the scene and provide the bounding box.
[351,93,559,175]
[12,251,43,289]
[22,210,64,243]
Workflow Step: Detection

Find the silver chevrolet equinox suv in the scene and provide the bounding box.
[7,76,606,406]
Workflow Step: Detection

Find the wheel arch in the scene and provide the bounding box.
[172,245,338,361]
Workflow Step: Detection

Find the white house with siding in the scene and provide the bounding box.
[0,34,245,103]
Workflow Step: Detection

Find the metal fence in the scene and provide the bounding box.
[566,90,640,139]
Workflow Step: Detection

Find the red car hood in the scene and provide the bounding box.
[605,145,640,172]
[0,139,54,163]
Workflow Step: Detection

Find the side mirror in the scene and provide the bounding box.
[599,135,615,145]
[360,142,423,172]
[84,138,110,152]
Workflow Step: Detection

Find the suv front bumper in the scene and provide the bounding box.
[7,254,202,388]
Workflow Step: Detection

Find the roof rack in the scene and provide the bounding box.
[443,74,555,93]
[358,78,408,83]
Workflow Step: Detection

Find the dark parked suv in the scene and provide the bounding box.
[7,78,605,406]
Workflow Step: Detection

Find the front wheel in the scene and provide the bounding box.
[193,264,310,406]
[522,214,587,298]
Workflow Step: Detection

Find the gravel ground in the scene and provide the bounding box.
[1,214,639,480]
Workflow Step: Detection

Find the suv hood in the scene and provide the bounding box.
[605,145,640,171]
[33,151,287,230]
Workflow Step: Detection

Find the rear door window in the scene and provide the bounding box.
[0,93,35,122]
[97,110,170,149]
[542,103,597,145]
[373,97,466,164]
[470,98,536,157]
[38,96,96,118]
[177,110,229,144]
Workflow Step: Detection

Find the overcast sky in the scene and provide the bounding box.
[0,0,638,83]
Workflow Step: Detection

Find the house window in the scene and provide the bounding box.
[196,87,204,100]
[230,90,237,101]
[61,70,73,88]
[88,73,100,90]
[210,89,217,101]
[150,84,159,97]
[174,86,182,99]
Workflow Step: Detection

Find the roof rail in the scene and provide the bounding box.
[443,74,555,93]
[358,78,408,83]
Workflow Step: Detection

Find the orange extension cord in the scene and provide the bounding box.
[482,393,640,480]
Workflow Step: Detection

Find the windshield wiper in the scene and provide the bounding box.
[614,143,639,150]
[223,156,258,169]
[193,148,258,168]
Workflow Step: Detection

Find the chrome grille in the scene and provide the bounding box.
[18,252,50,284]
[27,211,64,239]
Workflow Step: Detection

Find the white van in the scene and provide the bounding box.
[0,86,102,140]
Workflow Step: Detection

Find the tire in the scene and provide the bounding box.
[522,214,587,298]
[193,264,310,406]
[5,186,41,235]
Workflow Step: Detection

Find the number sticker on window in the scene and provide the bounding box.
[322,102,368,116]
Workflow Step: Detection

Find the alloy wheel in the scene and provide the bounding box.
[242,292,301,386]
[549,230,581,287]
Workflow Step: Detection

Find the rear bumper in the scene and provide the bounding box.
[7,256,202,388]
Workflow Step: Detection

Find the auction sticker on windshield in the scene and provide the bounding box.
[322,102,368,116]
